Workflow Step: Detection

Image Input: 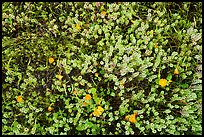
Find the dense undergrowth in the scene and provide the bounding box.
[2,2,202,135]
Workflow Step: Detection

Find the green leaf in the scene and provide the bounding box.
[153,54,161,69]
[8,18,12,24]
[110,92,116,97]
[99,70,104,74]
[180,83,189,89]
[191,79,202,85]
[32,91,37,97]
[2,119,7,124]
[12,121,19,130]
[190,93,197,100]
[53,113,58,120]
[90,88,97,94]
[164,109,171,114]
[93,95,100,104]
[85,120,94,129]
[90,24,95,27]
[190,84,202,91]
[167,74,172,81]
[140,127,145,132]
[76,123,86,131]
[67,87,72,92]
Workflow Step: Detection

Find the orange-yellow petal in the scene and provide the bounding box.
[93,106,104,117]
[101,11,106,16]
[95,73,99,77]
[73,90,77,95]
[48,106,53,111]
[85,94,92,100]
[174,68,179,75]
[49,57,54,64]
[83,102,87,106]
[97,106,104,112]
[57,74,63,80]
[93,109,101,117]
[134,112,138,116]
[17,95,23,103]
[120,80,125,86]
[84,24,89,27]
[76,24,81,31]
[125,115,129,121]
[129,114,136,123]
[125,113,137,123]
[159,79,167,87]
[154,43,158,48]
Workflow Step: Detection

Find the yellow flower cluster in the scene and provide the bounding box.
[158,67,179,87]
[93,106,104,117]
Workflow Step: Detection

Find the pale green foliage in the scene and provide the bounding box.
[2,2,202,135]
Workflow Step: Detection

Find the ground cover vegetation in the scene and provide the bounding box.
[2,2,202,135]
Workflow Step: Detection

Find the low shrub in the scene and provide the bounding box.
[2,2,202,135]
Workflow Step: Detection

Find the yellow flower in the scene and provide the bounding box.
[93,106,104,117]
[57,74,63,80]
[97,106,104,112]
[49,57,54,64]
[154,43,158,48]
[174,68,179,75]
[17,95,23,103]
[93,109,101,117]
[101,11,106,16]
[48,106,53,111]
[159,79,167,87]
[129,114,136,123]
[95,73,99,77]
[85,94,92,100]
[125,113,137,123]
[120,80,125,86]
[76,24,81,31]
